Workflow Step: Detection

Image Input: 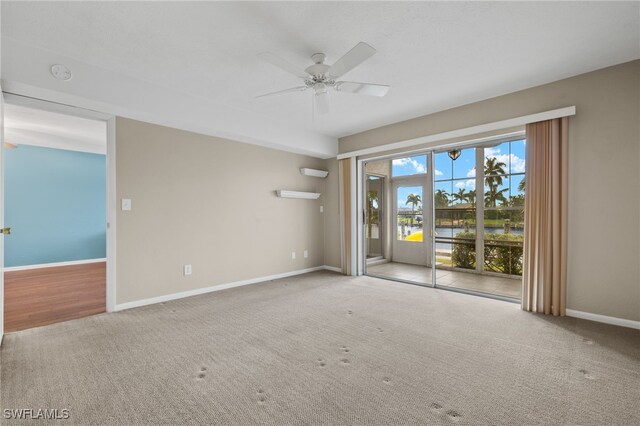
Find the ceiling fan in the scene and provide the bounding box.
[257,42,389,115]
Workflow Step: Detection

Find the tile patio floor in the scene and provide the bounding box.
[366,261,521,299]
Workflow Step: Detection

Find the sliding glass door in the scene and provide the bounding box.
[432,139,525,300]
[362,137,525,300]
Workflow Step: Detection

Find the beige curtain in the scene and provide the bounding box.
[339,159,353,275]
[522,117,568,316]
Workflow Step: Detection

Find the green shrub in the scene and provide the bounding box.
[451,232,476,270]
[450,232,524,275]
[484,233,523,275]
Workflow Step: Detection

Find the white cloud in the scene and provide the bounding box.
[434,169,443,176]
[509,154,525,173]
[485,147,501,157]
[484,150,526,174]
[466,167,476,177]
[493,153,525,174]
[454,179,476,190]
[392,157,426,174]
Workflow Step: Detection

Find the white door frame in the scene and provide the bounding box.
[1,87,5,343]
[391,175,430,266]
[1,92,117,314]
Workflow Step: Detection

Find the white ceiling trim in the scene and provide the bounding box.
[337,106,576,160]
[5,128,106,155]
[1,38,338,159]
[4,100,108,155]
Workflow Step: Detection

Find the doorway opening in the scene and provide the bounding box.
[3,100,110,332]
[362,136,525,301]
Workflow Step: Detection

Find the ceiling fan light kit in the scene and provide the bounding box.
[257,42,389,115]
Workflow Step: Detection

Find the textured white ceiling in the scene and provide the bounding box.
[2,2,639,157]
[4,104,106,154]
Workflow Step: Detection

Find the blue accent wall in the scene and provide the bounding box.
[4,145,106,267]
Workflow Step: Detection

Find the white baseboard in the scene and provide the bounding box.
[4,258,107,272]
[323,265,342,273]
[566,309,640,330]
[114,266,343,312]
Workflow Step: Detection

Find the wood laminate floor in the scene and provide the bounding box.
[4,261,106,332]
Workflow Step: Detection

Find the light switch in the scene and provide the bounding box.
[121,198,132,211]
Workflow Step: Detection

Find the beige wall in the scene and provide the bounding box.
[116,118,328,304]
[340,60,640,321]
[322,158,341,269]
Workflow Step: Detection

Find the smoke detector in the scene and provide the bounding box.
[50,64,72,81]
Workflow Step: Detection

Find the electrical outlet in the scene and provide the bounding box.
[291,251,296,260]
[183,264,192,276]
[121,198,132,211]
[304,250,308,258]
[320,205,324,213]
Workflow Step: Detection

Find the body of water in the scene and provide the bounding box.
[398,226,523,250]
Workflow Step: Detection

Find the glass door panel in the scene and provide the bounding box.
[433,142,525,300]
[365,175,384,259]
[393,183,428,268]
[433,147,483,292]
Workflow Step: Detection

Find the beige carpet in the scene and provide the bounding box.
[2,271,639,425]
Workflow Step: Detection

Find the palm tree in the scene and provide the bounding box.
[452,188,467,204]
[466,189,477,206]
[484,157,507,187]
[484,157,508,207]
[405,193,421,227]
[484,187,509,207]
[435,189,449,208]
[518,178,525,193]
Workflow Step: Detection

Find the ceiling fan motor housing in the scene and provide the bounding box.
[305,62,330,77]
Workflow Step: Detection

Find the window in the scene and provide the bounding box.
[433,139,526,276]
[434,147,477,268]
[483,140,525,275]
[396,186,423,242]
[366,176,381,239]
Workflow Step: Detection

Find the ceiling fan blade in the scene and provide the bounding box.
[258,52,309,79]
[315,92,330,115]
[256,86,307,98]
[335,81,390,97]
[327,42,376,79]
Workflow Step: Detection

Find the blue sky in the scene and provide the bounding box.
[392,140,526,207]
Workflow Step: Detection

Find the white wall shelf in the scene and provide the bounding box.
[276,190,321,200]
[300,168,329,178]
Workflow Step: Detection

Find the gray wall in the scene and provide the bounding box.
[339,60,640,322]
[116,118,327,304]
